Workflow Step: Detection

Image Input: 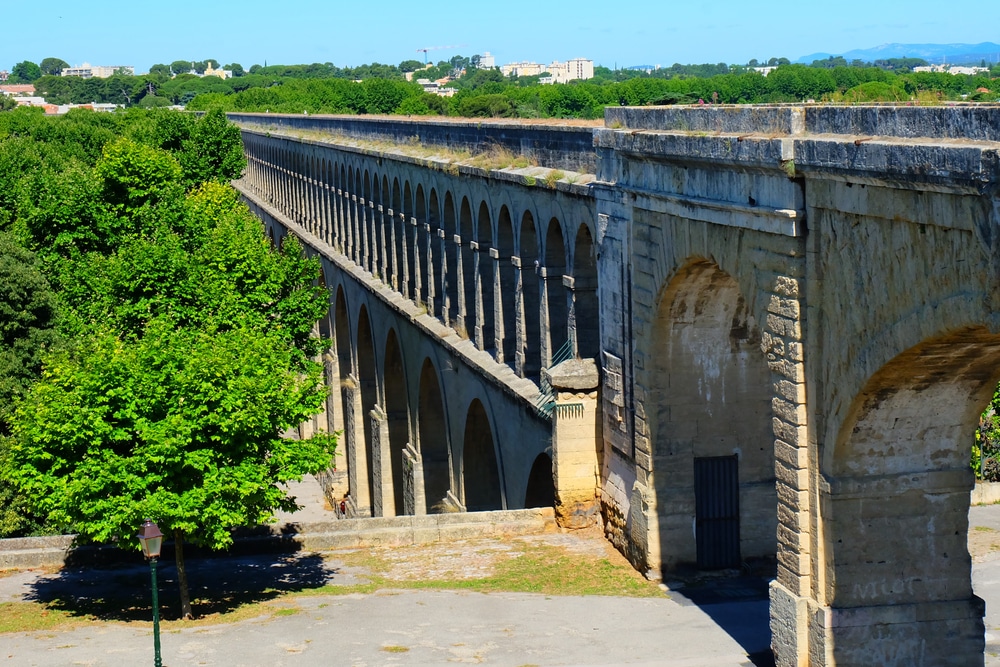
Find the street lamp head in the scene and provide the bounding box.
[137,519,164,559]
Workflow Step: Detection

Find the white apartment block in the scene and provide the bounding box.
[501,57,594,83]
[62,63,135,78]
[478,52,496,69]
[912,64,989,75]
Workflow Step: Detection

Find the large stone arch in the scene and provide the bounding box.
[646,259,776,573]
[383,328,409,515]
[418,357,451,513]
[356,304,381,515]
[461,398,504,512]
[335,286,370,516]
[812,329,1000,666]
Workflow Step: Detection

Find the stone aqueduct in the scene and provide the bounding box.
[232,107,1000,666]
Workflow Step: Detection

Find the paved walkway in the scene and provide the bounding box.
[5,493,1000,665]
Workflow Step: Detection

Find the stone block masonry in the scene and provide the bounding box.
[234,105,1000,666]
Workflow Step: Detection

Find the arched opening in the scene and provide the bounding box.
[524,453,555,509]
[818,329,1000,664]
[497,206,516,367]
[459,197,475,339]
[477,202,495,353]
[429,188,443,319]
[572,224,599,360]
[520,211,541,380]
[444,192,459,327]
[391,178,403,290]
[404,182,416,301]
[418,359,450,512]
[650,261,775,572]
[383,329,408,515]
[335,287,368,514]
[544,218,568,362]
[347,169,358,262]
[356,305,380,516]
[520,212,542,380]
[415,185,428,306]
[462,399,502,511]
[370,173,382,277]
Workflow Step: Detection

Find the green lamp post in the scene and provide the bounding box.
[137,519,164,667]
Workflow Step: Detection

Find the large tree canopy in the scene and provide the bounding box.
[1,107,335,618]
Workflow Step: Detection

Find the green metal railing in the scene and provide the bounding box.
[535,339,574,416]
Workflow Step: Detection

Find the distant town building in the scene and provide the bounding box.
[478,52,495,69]
[62,63,136,78]
[912,64,989,75]
[500,61,545,78]
[0,71,8,82]
[203,64,233,79]
[0,84,36,96]
[501,57,595,83]
[625,65,662,74]
[416,78,458,97]
[540,58,595,84]
[752,66,779,76]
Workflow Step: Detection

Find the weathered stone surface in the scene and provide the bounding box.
[239,106,1000,667]
[545,358,600,391]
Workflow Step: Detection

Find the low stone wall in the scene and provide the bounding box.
[603,103,1000,141]
[972,481,1000,506]
[0,508,556,570]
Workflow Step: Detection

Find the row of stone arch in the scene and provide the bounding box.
[241,132,600,382]
[302,267,555,517]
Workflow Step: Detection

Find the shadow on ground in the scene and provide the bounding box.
[25,550,337,622]
[668,565,775,667]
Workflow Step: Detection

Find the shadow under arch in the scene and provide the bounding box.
[648,259,775,574]
[644,260,776,666]
[524,452,555,509]
[356,305,380,516]
[815,327,1000,666]
[418,358,451,512]
[462,398,503,511]
[384,328,408,515]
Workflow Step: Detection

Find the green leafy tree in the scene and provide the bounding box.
[0,233,61,536]
[398,59,424,73]
[10,61,42,84]
[0,96,16,112]
[39,58,70,76]
[171,60,193,76]
[224,63,245,77]
[178,108,246,187]
[148,64,172,79]
[10,314,335,617]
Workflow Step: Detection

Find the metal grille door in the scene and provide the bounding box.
[694,455,740,569]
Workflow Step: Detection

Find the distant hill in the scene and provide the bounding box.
[796,42,1000,65]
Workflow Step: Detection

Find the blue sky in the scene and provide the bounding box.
[3,0,999,72]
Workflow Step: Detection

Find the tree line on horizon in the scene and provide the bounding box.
[4,53,999,118]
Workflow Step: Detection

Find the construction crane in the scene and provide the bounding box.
[416,44,469,64]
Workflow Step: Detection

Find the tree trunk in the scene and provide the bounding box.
[174,529,194,620]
